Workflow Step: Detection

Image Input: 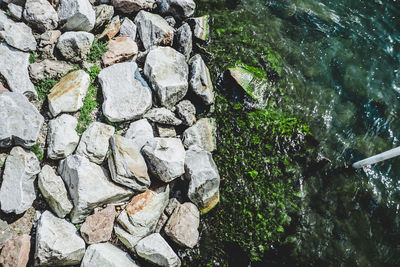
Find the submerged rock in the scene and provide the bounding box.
[125,118,154,149]
[144,107,182,126]
[23,0,58,32]
[189,54,214,105]
[0,234,30,267]
[176,100,196,126]
[102,36,138,66]
[80,205,117,244]
[29,59,74,82]
[57,0,96,32]
[158,0,195,21]
[81,243,139,267]
[56,31,94,62]
[183,118,217,152]
[174,23,192,61]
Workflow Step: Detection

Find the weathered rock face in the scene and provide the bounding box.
[158,0,195,21]
[164,198,180,216]
[125,118,154,149]
[81,243,139,267]
[188,15,209,41]
[0,146,40,214]
[29,59,74,82]
[38,165,73,218]
[76,122,115,164]
[111,0,156,13]
[120,17,136,40]
[8,3,23,20]
[144,107,182,126]
[134,11,174,50]
[185,145,220,213]
[135,233,181,267]
[189,54,214,105]
[0,234,31,267]
[56,31,94,62]
[155,212,168,232]
[0,42,36,98]
[80,205,117,244]
[23,0,59,32]
[97,14,120,40]
[99,62,152,122]
[47,114,80,160]
[57,0,96,32]
[102,36,138,66]
[94,4,114,30]
[142,138,185,183]
[59,155,133,223]
[174,23,192,61]
[35,211,86,266]
[164,202,199,248]
[0,92,43,148]
[37,30,61,58]
[176,100,196,126]
[108,135,151,191]
[144,46,188,108]
[156,124,176,137]
[182,118,217,152]
[114,225,137,253]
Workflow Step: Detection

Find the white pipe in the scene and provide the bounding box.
[352,146,400,169]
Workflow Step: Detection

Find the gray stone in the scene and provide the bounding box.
[81,243,139,267]
[0,11,36,51]
[135,233,181,267]
[182,118,216,152]
[144,107,182,126]
[156,124,176,137]
[134,11,174,50]
[0,146,40,214]
[38,165,73,218]
[144,46,188,108]
[174,23,192,61]
[158,0,195,20]
[189,54,214,105]
[188,15,209,41]
[120,17,136,40]
[125,119,154,149]
[114,225,137,253]
[94,4,114,30]
[164,198,180,216]
[35,211,85,266]
[3,0,26,5]
[142,138,185,183]
[111,0,156,13]
[0,92,43,148]
[47,114,80,160]
[23,0,58,32]
[58,0,95,32]
[164,16,175,27]
[29,59,74,82]
[176,100,196,126]
[8,3,23,20]
[37,30,61,58]
[76,122,115,164]
[155,212,168,233]
[56,31,94,62]
[99,62,152,122]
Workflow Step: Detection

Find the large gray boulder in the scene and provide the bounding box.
[189,54,214,105]
[174,23,192,61]
[81,243,139,267]
[0,146,40,214]
[0,92,43,148]
[125,119,154,149]
[35,211,86,266]
[111,0,157,13]
[98,62,152,122]
[158,0,195,20]
[176,100,196,126]
[59,155,133,223]
[57,0,95,32]
[182,118,217,152]
[23,0,58,32]
[142,138,185,183]
[144,107,182,126]
[120,17,136,40]
[29,59,74,82]
[56,31,94,62]
[144,46,188,108]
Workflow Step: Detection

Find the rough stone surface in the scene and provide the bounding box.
[98,14,120,40]
[155,212,168,233]
[120,17,136,40]
[189,54,214,105]
[81,243,139,267]
[156,124,176,137]
[59,155,133,223]
[125,118,154,149]
[94,4,114,30]
[48,70,90,117]
[0,92,43,148]
[37,30,61,58]
[158,0,195,20]
[114,225,137,253]
[111,0,156,13]
[35,211,86,266]
[174,23,192,61]
[80,205,117,244]
[144,46,188,108]
[99,62,152,122]
[0,234,30,267]
[164,15,175,27]
[102,36,138,66]
[56,31,94,62]
[183,118,217,152]
[188,15,209,41]
[164,198,180,216]
[144,107,182,126]
[76,122,115,164]
[57,0,95,32]
[185,145,220,213]
[23,0,58,32]
[176,100,196,126]
[142,138,185,183]
[0,147,40,214]
[38,165,73,218]
[135,11,174,50]
[135,233,181,267]
[29,59,74,82]
[8,3,23,20]
[47,114,80,160]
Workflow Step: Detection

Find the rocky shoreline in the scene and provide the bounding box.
[0,0,220,266]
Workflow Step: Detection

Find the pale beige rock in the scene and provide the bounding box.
[0,234,31,267]
[102,36,138,66]
[98,15,120,40]
[80,205,117,244]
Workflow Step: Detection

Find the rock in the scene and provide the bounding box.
[0,12,37,51]
[0,234,30,267]
[0,92,43,148]
[108,135,150,191]
[23,0,58,32]
[174,23,192,61]
[157,124,176,137]
[142,138,185,183]
[97,15,120,40]
[37,30,61,57]
[164,198,180,216]
[56,31,94,62]
[144,46,188,108]
[0,147,39,214]
[125,118,154,149]
[164,202,199,248]
[47,114,80,160]
[188,54,214,105]
[3,0,26,5]
[114,225,137,253]
[135,233,181,267]
[102,36,138,66]
[48,70,90,117]
[182,118,216,152]
[164,16,175,27]
[80,205,117,244]
[59,155,133,223]
[176,100,196,126]
[99,62,152,122]
[0,83,8,94]
[134,11,174,50]
[188,15,209,41]
[0,42,36,98]
[144,107,182,126]
[120,17,136,40]
[111,0,156,13]
[29,59,74,82]
[35,211,86,266]
[81,243,139,267]
[38,165,73,218]
[155,212,168,232]
[76,122,115,164]
[185,145,220,213]
[58,0,95,32]
[94,4,114,30]
[8,3,23,20]
[158,0,195,21]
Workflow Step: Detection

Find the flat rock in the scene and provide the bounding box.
[144,107,182,126]
[81,243,139,267]
[0,92,43,148]
[144,46,188,108]
[111,0,156,13]
[94,4,114,30]
[158,0,195,21]
[134,11,174,50]
[182,118,216,152]
[80,205,117,244]
[8,3,23,20]
[38,165,73,218]
[59,155,133,223]
[99,62,152,122]
[56,31,94,62]
[188,15,209,41]
[58,0,95,32]
[142,138,185,183]
[156,124,176,137]
[0,147,40,214]
[125,118,154,149]
[35,211,86,266]
[176,100,196,126]
[0,234,30,267]
[47,114,80,160]
[102,36,138,66]
[189,54,214,105]
[29,59,73,82]
[23,0,58,32]
[174,23,192,61]
[120,17,136,40]
[76,122,115,164]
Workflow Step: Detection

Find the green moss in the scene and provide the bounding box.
[34,78,58,102]
[29,53,37,64]
[30,143,44,162]
[87,40,109,63]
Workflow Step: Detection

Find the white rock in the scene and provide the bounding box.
[182,118,216,152]
[158,0,195,20]
[94,4,114,30]
[56,31,94,62]
[120,17,136,40]
[0,11,36,51]
[23,0,58,32]
[144,107,182,126]
[58,0,95,32]
[125,119,154,149]
[111,0,156,13]
[189,54,214,105]
[174,23,192,61]
[8,3,23,20]
[81,243,139,267]
[176,100,196,126]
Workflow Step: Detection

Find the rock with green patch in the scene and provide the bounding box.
[182,118,216,152]
[188,54,214,105]
[56,31,94,62]
[188,15,209,41]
